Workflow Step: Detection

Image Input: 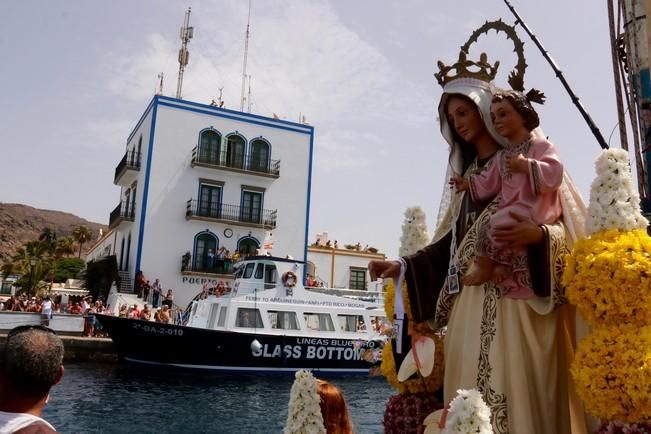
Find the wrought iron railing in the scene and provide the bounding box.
[109,201,136,228]
[185,199,277,229]
[191,147,280,177]
[181,253,236,275]
[114,150,141,183]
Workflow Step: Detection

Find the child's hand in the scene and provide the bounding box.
[450,176,469,192]
[505,153,529,174]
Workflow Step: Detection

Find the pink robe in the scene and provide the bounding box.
[468,137,563,298]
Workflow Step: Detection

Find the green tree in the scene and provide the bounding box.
[52,257,85,283]
[2,241,53,296]
[72,225,92,258]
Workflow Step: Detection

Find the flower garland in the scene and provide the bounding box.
[563,229,651,326]
[563,148,651,426]
[595,420,651,433]
[443,389,493,434]
[384,392,444,434]
[284,370,326,434]
[381,279,444,394]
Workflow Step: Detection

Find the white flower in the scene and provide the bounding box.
[443,389,493,434]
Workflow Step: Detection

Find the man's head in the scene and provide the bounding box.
[1,325,64,400]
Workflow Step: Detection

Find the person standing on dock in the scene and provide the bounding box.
[0,325,64,433]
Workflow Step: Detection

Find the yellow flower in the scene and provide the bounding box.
[572,324,651,422]
[563,229,651,326]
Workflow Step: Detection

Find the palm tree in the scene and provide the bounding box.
[4,241,53,296]
[38,227,57,253]
[72,225,93,258]
[55,236,76,259]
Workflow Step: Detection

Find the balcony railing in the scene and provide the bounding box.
[191,147,280,178]
[181,254,236,275]
[109,201,136,229]
[114,150,141,184]
[185,199,277,229]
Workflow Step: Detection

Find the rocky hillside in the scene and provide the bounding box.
[0,203,106,263]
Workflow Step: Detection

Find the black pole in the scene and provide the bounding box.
[29,263,35,296]
[502,0,610,150]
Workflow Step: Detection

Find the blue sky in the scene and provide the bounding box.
[1,1,618,257]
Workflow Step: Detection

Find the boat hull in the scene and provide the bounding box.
[96,314,378,375]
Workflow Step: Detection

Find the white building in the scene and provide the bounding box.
[306,245,386,291]
[87,95,313,306]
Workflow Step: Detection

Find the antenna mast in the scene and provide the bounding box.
[176,7,194,100]
[247,75,253,113]
[157,72,164,95]
[240,0,252,111]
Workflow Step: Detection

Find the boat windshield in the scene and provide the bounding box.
[236,308,263,328]
[268,310,300,330]
[337,314,366,333]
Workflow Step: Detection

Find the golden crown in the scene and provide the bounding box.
[435,51,499,86]
[434,20,528,91]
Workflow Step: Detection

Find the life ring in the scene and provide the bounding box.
[282,271,297,288]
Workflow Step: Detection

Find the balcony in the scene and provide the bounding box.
[191,147,280,178]
[185,199,277,230]
[114,150,141,186]
[181,254,235,277]
[109,201,136,229]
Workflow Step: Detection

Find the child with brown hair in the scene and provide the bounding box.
[452,89,563,298]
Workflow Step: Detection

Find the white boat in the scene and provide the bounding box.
[98,256,387,374]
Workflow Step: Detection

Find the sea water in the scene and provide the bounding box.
[43,363,394,433]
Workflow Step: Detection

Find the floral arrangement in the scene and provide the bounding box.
[563,149,651,426]
[571,324,651,423]
[562,228,651,326]
[399,206,431,257]
[381,279,444,394]
[284,369,326,434]
[585,149,648,235]
[442,389,493,434]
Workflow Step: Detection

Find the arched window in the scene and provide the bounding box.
[194,232,219,271]
[249,139,270,172]
[199,130,221,165]
[226,134,246,169]
[237,237,260,257]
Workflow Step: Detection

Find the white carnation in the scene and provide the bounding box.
[586,149,648,235]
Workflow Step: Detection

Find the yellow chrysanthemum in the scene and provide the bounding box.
[572,324,651,423]
[563,229,651,326]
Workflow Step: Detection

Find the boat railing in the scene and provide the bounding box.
[305,286,384,305]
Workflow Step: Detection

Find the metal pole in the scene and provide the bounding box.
[502,0,610,150]
[609,0,631,149]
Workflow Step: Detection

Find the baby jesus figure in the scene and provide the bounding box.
[452,90,563,298]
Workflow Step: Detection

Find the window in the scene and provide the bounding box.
[254,263,264,279]
[217,306,228,327]
[193,232,218,271]
[243,262,256,279]
[130,183,137,218]
[338,314,366,332]
[226,135,245,169]
[304,313,335,332]
[249,139,270,172]
[119,237,125,271]
[237,237,259,256]
[349,268,367,290]
[236,308,263,328]
[370,316,390,333]
[199,129,221,164]
[241,191,262,223]
[198,184,222,218]
[0,282,12,295]
[207,304,220,329]
[268,311,300,330]
[264,264,277,289]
